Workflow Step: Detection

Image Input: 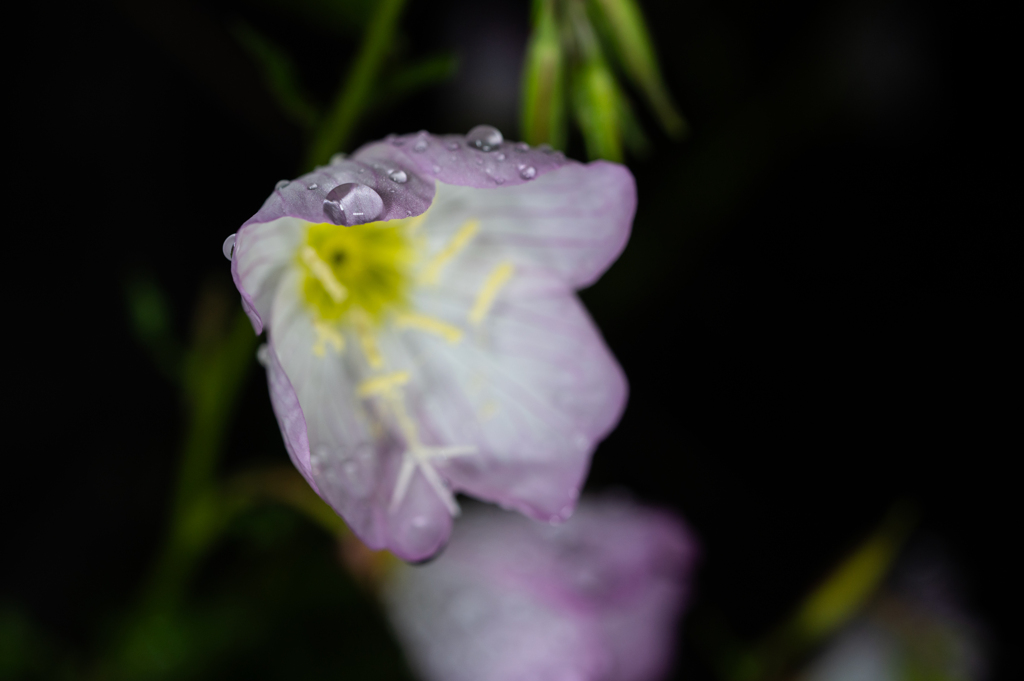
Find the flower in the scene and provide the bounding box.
[229,127,634,560]
[382,495,698,681]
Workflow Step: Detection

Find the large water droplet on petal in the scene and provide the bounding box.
[322,183,384,226]
[467,124,503,151]
[222,233,236,260]
[413,139,428,153]
[275,180,290,190]
[307,183,318,190]
[519,165,537,180]
[388,169,408,183]
[329,152,347,165]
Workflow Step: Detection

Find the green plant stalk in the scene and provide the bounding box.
[306,0,407,168]
[142,309,258,611]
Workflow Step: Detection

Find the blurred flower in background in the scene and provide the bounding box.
[231,129,634,560]
[382,495,698,681]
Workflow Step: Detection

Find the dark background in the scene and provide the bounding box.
[5,0,1011,679]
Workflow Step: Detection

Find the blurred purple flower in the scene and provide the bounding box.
[229,128,634,561]
[383,495,698,681]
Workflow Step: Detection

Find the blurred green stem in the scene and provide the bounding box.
[306,0,407,168]
[142,306,257,611]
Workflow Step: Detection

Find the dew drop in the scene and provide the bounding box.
[519,165,537,180]
[256,343,270,366]
[515,142,529,152]
[322,183,384,226]
[496,152,506,161]
[493,176,505,184]
[538,143,553,153]
[275,179,290,190]
[413,139,428,153]
[307,183,318,190]
[446,141,460,151]
[222,233,236,260]
[329,152,347,165]
[466,124,503,151]
[388,169,408,183]
[432,164,442,173]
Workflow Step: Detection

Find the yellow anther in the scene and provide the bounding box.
[300,245,348,303]
[421,219,479,284]
[357,371,410,397]
[395,313,463,344]
[469,261,515,325]
[312,321,345,357]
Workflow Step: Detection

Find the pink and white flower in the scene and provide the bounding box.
[229,127,634,560]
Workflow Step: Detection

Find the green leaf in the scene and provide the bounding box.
[125,273,182,382]
[520,0,567,150]
[231,22,321,132]
[588,0,688,137]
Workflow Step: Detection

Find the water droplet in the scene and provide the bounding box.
[275,179,290,190]
[538,143,553,153]
[446,141,460,151]
[413,139,428,152]
[256,344,270,366]
[432,164,442,173]
[493,176,505,184]
[496,152,506,161]
[322,183,384,226]
[466,124,503,151]
[329,153,346,165]
[519,165,537,180]
[222,233,236,260]
[307,183,318,190]
[388,169,408,183]
[406,210,412,216]
[516,142,529,152]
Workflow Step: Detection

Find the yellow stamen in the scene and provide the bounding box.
[421,219,479,284]
[312,321,345,357]
[350,308,384,368]
[357,371,410,398]
[469,261,515,325]
[394,313,463,344]
[301,245,348,303]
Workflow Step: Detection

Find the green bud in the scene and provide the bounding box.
[588,0,688,137]
[520,0,567,150]
[572,56,623,162]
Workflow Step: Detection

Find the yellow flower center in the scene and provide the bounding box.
[299,220,414,323]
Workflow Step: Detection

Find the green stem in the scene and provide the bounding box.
[305,0,407,168]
